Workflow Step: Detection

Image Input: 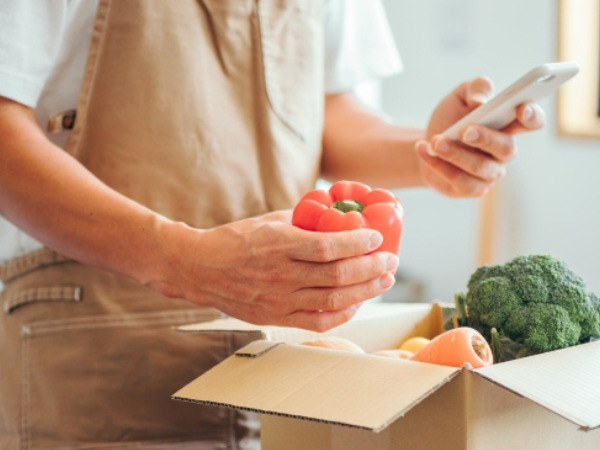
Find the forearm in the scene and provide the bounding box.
[0,98,182,290]
[0,98,401,331]
[321,92,427,189]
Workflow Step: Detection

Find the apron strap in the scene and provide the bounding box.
[0,248,73,283]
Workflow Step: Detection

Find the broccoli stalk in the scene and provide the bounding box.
[490,327,502,363]
[489,327,534,362]
[454,291,469,327]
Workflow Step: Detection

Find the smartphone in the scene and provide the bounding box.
[442,61,580,140]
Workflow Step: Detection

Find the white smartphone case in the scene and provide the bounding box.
[442,61,580,140]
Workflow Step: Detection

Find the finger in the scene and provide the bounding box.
[287,227,383,262]
[291,272,396,315]
[429,135,508,181]
[506,103,546,134]
[517,103,545,129]
[486,102,547,137]
[294,251,399,289]
[457,126,517,163]
[416,141,495,198]
[463,76,494,108]
[415,141,456,196]
[273,253,398,313]
[282,303,363,332]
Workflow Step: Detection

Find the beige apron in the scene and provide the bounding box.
[0,0,324,448]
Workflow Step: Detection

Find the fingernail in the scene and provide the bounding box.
[416,141,436,157]
[369,232,383,250]
[471,93,490,105]
[426,143,436,157]
[523,105,534,121]
[386,254,399,271]
[463,127,479,144]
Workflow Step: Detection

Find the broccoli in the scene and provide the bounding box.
[456,254,600,362]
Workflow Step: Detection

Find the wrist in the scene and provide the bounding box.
[132,216,203,301]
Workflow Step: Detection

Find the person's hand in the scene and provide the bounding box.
[153,211,399,332]
[415,76,545,197]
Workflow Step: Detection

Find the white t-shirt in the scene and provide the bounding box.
[0,0,402,263]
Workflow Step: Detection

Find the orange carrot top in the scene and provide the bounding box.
[409,327,493,368]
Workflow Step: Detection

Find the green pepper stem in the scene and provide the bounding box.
[331,200,365,213]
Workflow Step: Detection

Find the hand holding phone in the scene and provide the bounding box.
[442,61,580,140]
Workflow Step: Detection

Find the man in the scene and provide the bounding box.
[0,0,543,448]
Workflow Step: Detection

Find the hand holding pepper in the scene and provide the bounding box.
[156,209,399,332]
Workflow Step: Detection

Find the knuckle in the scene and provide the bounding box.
[265,267,286,284]
[312,238,336,261]
[474,128,492,148]
[322,290,343,311]
[329,262,348,286]
[493,134,514,160]
[445,167,463,184]
[501,137,517,161]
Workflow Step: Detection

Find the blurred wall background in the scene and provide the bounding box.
[378,0,600,302]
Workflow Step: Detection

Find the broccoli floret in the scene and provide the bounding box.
[519,303,581,352]
[461,254,600,362]
[466,277,521,338]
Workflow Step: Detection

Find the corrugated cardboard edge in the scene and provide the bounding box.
[173,372,462,432]
[173,340,461,432]
[476,340,600,431]
[173,396,386,431]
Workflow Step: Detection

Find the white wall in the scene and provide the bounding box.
[380,0,600,302]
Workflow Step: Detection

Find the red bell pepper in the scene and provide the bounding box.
[292,181,404,254]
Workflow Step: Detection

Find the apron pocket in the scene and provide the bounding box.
[19,310,262,449]
[257,1,325,141]
[198,0,254,77]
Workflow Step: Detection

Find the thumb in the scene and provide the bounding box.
[464,76,494,108]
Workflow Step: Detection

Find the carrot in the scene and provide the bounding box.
[409,327,493,368]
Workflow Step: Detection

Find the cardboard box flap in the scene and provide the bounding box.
[477,340,600,430]
[173,340,459,432]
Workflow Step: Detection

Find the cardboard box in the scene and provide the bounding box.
[173,302,600,450]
